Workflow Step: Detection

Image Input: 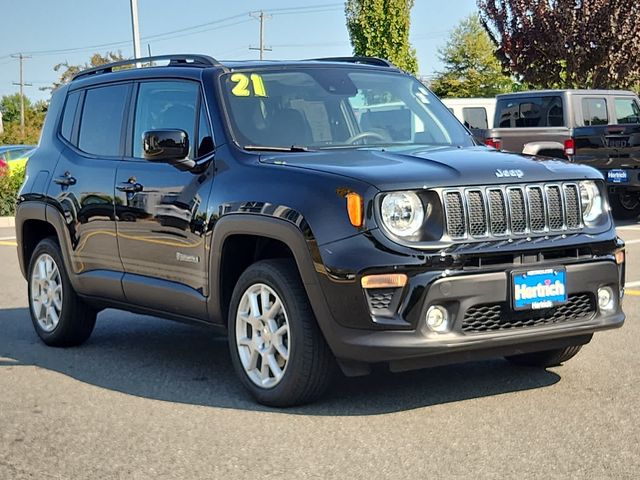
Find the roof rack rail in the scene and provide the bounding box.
[308,56,396,68]
[72,54,226,81]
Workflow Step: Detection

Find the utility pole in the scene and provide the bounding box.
[130,0,142,66]
[249,11,272,60]
[11,53,32,138]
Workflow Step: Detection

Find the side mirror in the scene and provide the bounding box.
[142,129,195,171]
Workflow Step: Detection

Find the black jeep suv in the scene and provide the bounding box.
[16,55,625,406]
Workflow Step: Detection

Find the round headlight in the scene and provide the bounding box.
[380,192,424,237]
[579,180,604,223]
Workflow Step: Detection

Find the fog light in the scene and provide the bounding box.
[426,305,449,332]
[597,287,615,311]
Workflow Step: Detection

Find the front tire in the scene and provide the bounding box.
[505,345,584,368]
[27,237,97,347]
[609,191,640,220]
[228,259,334,407]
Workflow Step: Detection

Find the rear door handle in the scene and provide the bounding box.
[117,181,143,193]
[53,172,76,186]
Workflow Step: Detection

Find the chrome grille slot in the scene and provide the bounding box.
[507,188,526,233]
[467,190,487,237]
[444,191,466,238]
[527,186,545,232]
[488,189,507,235]
[441,182,586,241]
[563,184,581,228]
[546,185,564,229]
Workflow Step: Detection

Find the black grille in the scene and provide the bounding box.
[445,191,465,238]
[443,182,583,240]
[461,293,595,333]
[368,289,394,310]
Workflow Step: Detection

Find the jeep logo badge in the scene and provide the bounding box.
[495,169,524,178]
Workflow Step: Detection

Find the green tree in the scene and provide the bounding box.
[48,51,127,90]
[0,93,31,125]
[430,15,515,98]
[0,95,45,145]
[345,0,418,74]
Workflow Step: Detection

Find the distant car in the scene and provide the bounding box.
[441,98,496,136]
[483,89,640,219]
[0,145,36,175]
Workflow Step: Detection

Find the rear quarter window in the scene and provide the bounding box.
[614,97,640,124]
[462,107,488,129]
[581,98,608,126]
[496,96,564,128]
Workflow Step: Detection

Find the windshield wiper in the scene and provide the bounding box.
[243,145,311,152]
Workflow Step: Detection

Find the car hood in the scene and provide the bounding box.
[259,146,601,191]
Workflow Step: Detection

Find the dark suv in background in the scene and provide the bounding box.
[15,55,625,406]
[485,89,640,219]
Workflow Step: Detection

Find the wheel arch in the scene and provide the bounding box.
[16,201,79,290]
[208,215,331,331]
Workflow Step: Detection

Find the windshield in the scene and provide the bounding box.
[220,67,473,150]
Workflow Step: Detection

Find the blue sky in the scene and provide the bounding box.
[0,0,479,102]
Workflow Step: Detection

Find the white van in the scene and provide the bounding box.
[441,98,496,130]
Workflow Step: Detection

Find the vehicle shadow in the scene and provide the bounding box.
[0,307,561,415]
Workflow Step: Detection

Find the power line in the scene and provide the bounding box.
[0,4,343,59]
[269,3,343,13]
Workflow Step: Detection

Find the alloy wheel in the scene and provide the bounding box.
[30,253,63,332]
[235,283,290,388]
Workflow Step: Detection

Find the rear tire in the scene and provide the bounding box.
[228,259,334,407]
[27,237,97,347]
[505,345,584,368]
[609,192,640,220]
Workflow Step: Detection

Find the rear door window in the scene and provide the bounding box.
[614,97,640,124]
[78,84,129,156]
[462,107,488,129]
[496,96,564,128]
[581,98,608,126]
[60,90,81,142]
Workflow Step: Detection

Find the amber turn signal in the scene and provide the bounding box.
[361,273,408,289]
[615,250,625,265]
[346,192,364,227]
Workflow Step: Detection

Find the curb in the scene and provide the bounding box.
[0,217,15,228]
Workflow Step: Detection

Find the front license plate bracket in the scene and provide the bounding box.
[511,267,567,311]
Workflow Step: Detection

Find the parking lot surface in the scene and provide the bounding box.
[1,225,639,479]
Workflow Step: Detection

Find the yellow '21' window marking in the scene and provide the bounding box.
[230,73,267,97]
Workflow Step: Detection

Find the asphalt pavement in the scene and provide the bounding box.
[1,225,639,479]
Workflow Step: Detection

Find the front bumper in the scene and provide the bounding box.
[310,233,625,373]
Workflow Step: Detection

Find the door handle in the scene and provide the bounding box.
[117,181,143,193]
[54,172,76,186]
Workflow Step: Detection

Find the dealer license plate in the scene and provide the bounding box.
[607,169,629,183]
[512,268,567,311]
